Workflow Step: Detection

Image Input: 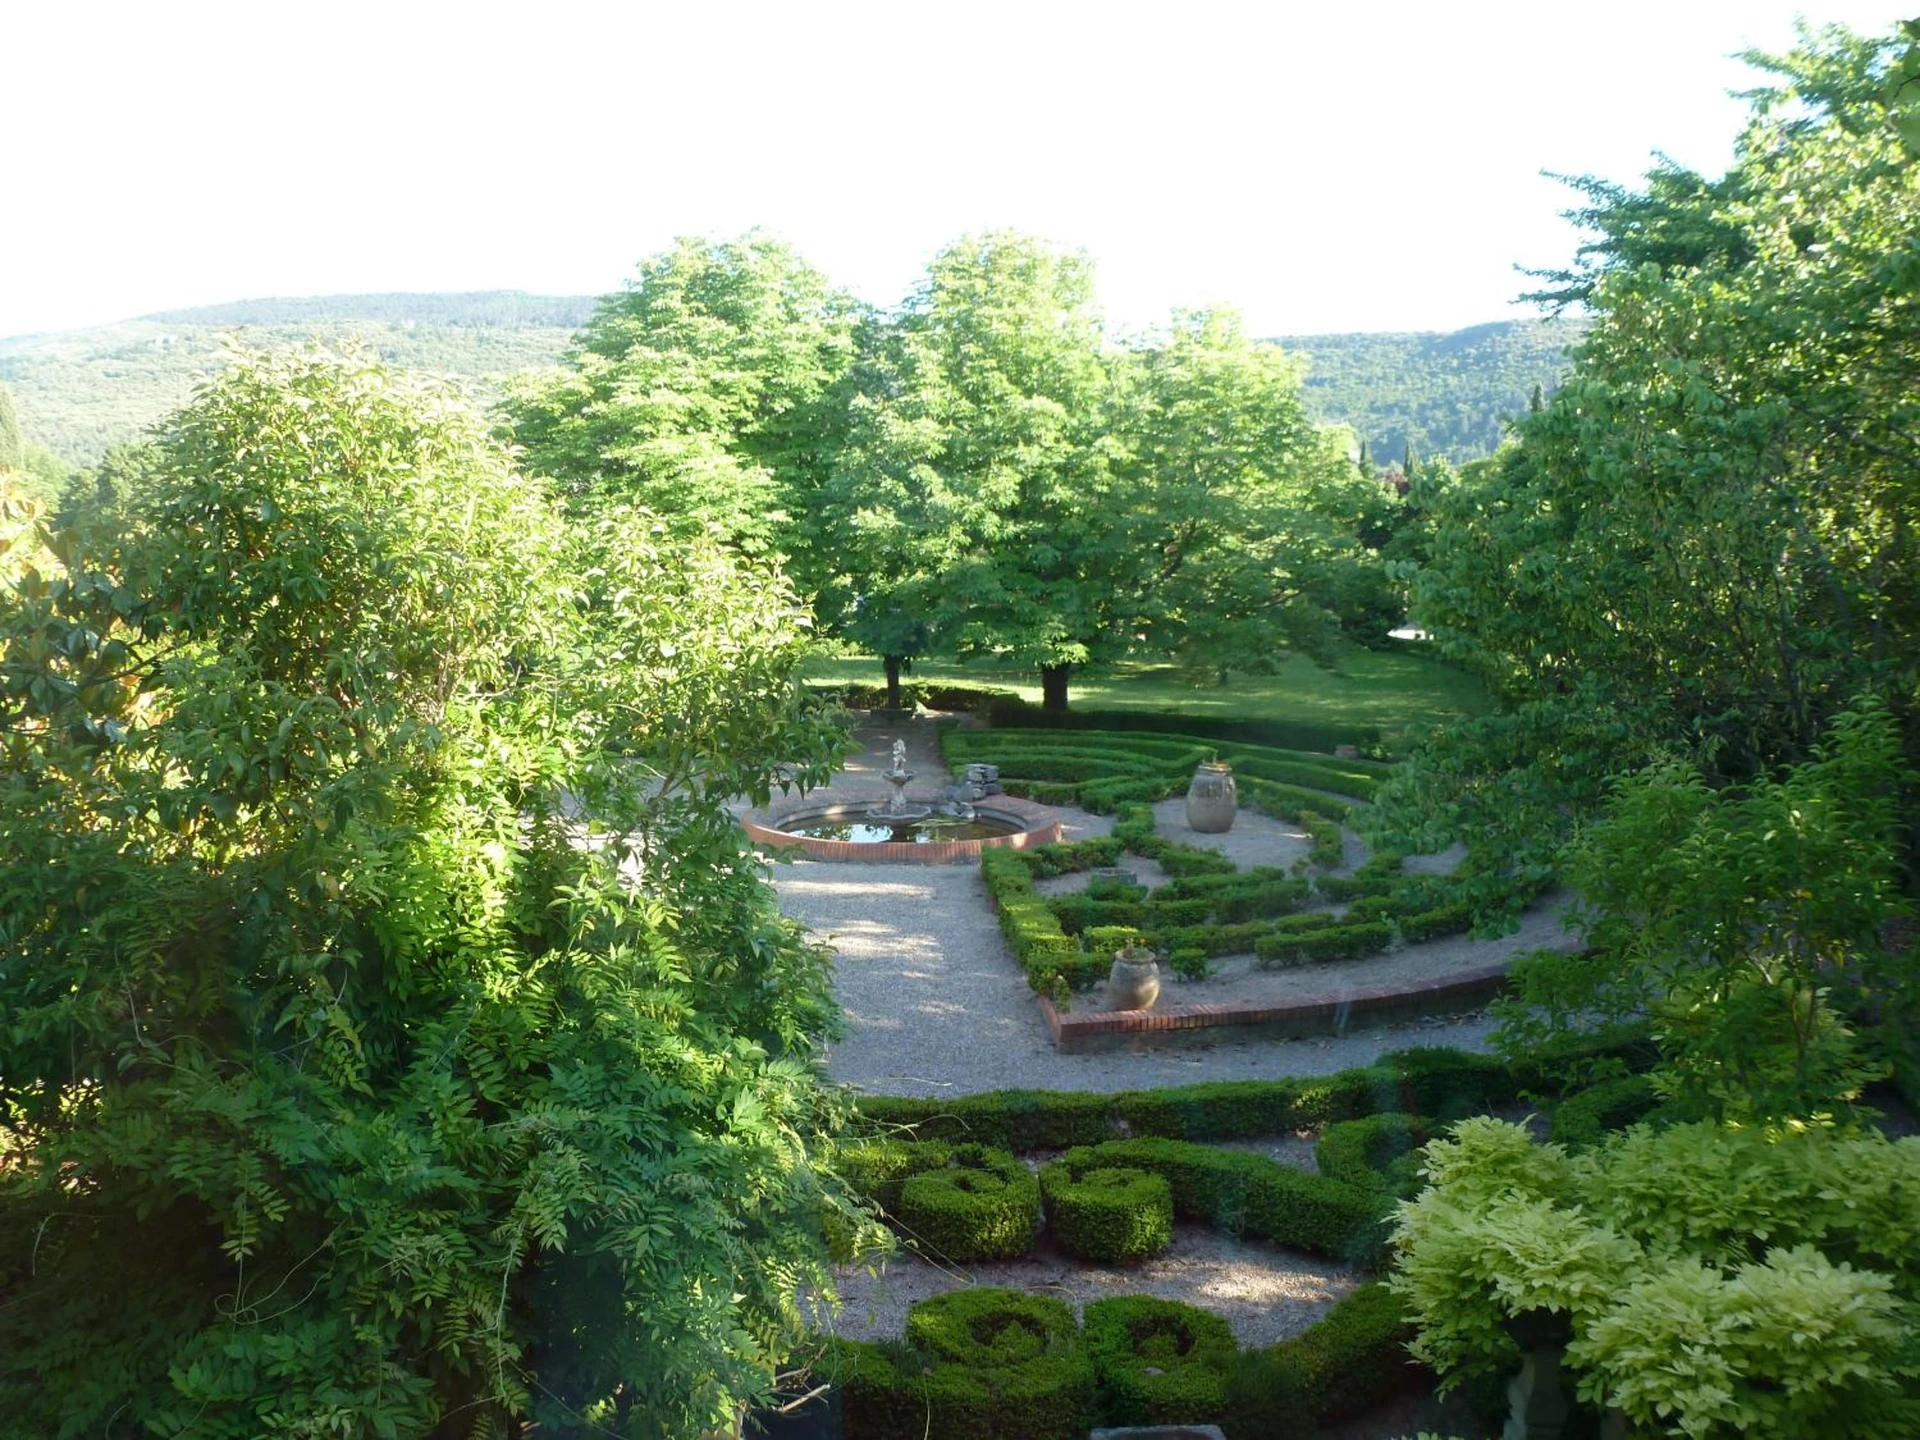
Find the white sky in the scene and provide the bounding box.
[3,1,1911,341]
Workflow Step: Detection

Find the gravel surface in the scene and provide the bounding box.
[817,1225,1359,1349]
[770,714,1571,1097]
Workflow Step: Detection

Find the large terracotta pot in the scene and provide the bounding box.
[1185,761,1237,833]
[1107,946,1161,1011]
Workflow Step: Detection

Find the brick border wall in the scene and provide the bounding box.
[740,794,1063,865]
[1038,961,1511,1052]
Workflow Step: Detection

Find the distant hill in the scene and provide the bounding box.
[4,292,1583,470]
[0,292,597,463]
[1273,317,1589,465]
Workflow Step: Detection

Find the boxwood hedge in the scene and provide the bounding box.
[1039,1160,1174,1262]
[1083,1295,1235,1426]
[835,1289,1096,1440]
[896,1144,1041,1262]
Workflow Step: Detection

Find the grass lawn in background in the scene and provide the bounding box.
[800,645,1491,741]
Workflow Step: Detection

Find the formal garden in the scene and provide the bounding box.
[3,21,1919,1439]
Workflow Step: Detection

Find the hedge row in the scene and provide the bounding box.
[1315,1113,1432,1197]
[1548,1073,1663,1148]
[1084,1295,1235,1426]
[1038,1158,1175,1262]
[855,1039,1658,1150]
[1063,1137,1385,1263]
[943,728,1379,821]
[836,1288,1096,1440]
[1253,919,1394,967]
[898,1144,1041,1262]
[1220,1282,1421,1437]
[828,1281,1417,1440]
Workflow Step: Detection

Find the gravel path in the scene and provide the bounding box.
[769,716,1577,1097]
[819,1225,1358,1349]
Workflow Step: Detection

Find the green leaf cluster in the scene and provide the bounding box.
[0,347,857,1437]
[1392,1116,1920,1437]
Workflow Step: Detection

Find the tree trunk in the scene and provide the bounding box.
[1041,663,1071,715]
[883,654,903,711]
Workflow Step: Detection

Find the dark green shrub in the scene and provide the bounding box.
[1550,1073,1662,1147]
[1252,920,1392,967]
[1344,894,1395,924]
[1315,1114,1430,1196]
[1143,895,1214,928]
[1083,1296,1234,1426]
[1269,909,1341,934]
[1379,1047,1519,1118]
[859,1089,1116,1151]
[897,1145,1041,1262]
[1221,1283,1418,1438]
[1084,870,1146,900]
[1397,903,1476,944]
[855,1047,1525,1149]
[834,1288,1097,1440]
[1314,871,1390,902]
[1216,878,1310,923]
[1062,1138,1382,1261]
[838,1138,953,1212]
[1167,946,1211,981]
[1039,1162,1174,1262]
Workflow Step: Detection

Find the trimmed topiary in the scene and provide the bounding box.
[1058,1137,1384,1262]
[1222,1282,1419,1438]
[837,1138,953,1212]
[830,1288,1098,1440]
[897,1144,1041,1261]
[1083,1295,1235,1425]
[1040,1160,1174,1262]
[1315,1114,1431,1197]
[1549,1072,1662,1148]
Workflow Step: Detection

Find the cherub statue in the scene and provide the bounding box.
[889,738,908,773]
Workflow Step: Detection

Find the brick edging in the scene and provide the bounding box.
[740,794,1063,864]
[1038,961,1512,1051]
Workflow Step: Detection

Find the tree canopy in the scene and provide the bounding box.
[505,233,860,562]
[0,348,861,1437]
[1385,20,1920,871]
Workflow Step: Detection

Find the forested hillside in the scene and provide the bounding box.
[0,292,595,462]
[6,291,1578,468]
[1276,316,1588,464]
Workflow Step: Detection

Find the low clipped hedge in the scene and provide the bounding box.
[1549,1073,1662,1147]
[1222,1282,1421,1438]
[1253,920,1394,967]
[836,1289,1096,1440]
[1397,903,1476,944]
[831,1283,1419,1440]
[838,1138,953,1212]
[1315,1113,1431,1196]
[857,1047,1523,1149]
[1039,1160,1174,1262]
[897,1144,1041,1262]
[1059,1137,1385,1264]
[1083,1296,1235,1426]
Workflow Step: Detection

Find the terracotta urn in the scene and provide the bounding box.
[1185,761,1237,833]
[1107,945,1161,1012]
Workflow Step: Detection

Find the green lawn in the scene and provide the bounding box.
[800,646,1490,740]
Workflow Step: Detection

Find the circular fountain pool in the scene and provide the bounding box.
[780,813,1023,844]
[740,795,1063,863]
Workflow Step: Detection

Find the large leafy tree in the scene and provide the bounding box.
[1112,308,1399,677]
[505,232,860,566]
[0,349,858,1437]
[1387,21,1920,869]
[822,240,1386,711]
[820,232,1118,711]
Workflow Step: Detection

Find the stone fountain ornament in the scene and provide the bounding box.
[867,738,931,823]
